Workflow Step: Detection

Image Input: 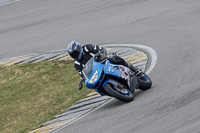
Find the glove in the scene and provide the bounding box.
[95,52,102,57]
[95,52,108,62]
[94,52,102,62]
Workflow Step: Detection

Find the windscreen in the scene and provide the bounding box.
[82,57,94,79]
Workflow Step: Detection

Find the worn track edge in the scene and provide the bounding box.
[101,44,157,75]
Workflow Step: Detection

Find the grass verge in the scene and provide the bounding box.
[0,60,92,133]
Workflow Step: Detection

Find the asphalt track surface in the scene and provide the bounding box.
[1,0,200,133]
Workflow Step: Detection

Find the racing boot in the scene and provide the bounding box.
[128,63,144,78]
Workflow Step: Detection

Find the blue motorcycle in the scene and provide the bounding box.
[78,56,152,102]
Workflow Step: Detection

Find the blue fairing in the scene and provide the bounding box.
[104,60,122,78]
[85,61,104,88]
[84,60,122,89]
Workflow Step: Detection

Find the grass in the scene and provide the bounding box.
[0,60,92,133]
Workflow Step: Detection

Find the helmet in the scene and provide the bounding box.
[67,41,83,60]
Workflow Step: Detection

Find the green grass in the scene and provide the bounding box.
[0,60,92,133]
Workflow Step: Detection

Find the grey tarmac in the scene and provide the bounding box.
[1,0,200,133]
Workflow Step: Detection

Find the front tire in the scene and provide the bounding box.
[104,83,133,102]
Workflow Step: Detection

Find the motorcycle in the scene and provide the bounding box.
[78,55,152,102]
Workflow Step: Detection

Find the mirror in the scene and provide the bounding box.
[78,79,84,90]
[78,81,83,90]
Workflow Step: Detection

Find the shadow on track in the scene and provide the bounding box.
[101,87,154,110]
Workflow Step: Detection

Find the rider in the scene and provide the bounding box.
[67,40,142,78]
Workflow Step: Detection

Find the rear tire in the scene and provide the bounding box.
[138,74,152,90]
[104,83,133,102]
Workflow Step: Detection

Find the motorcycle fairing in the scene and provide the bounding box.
[103,60,137,93]
[84,61,104,89]
[104,60,132,87]
[104,60,122,78]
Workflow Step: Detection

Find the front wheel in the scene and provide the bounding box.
[104,83,133,102]
[138,73,152,91]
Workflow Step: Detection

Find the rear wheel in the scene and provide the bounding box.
[138,73,152,91]
[104,83,133,102]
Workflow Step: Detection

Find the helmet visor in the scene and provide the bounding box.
[70,50,80,59]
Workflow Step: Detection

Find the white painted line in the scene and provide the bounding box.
[52,44,158,133]
[56,100,107,118]
[0,0,20,7]
[52,98,114,133]
[29,117,78,133]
